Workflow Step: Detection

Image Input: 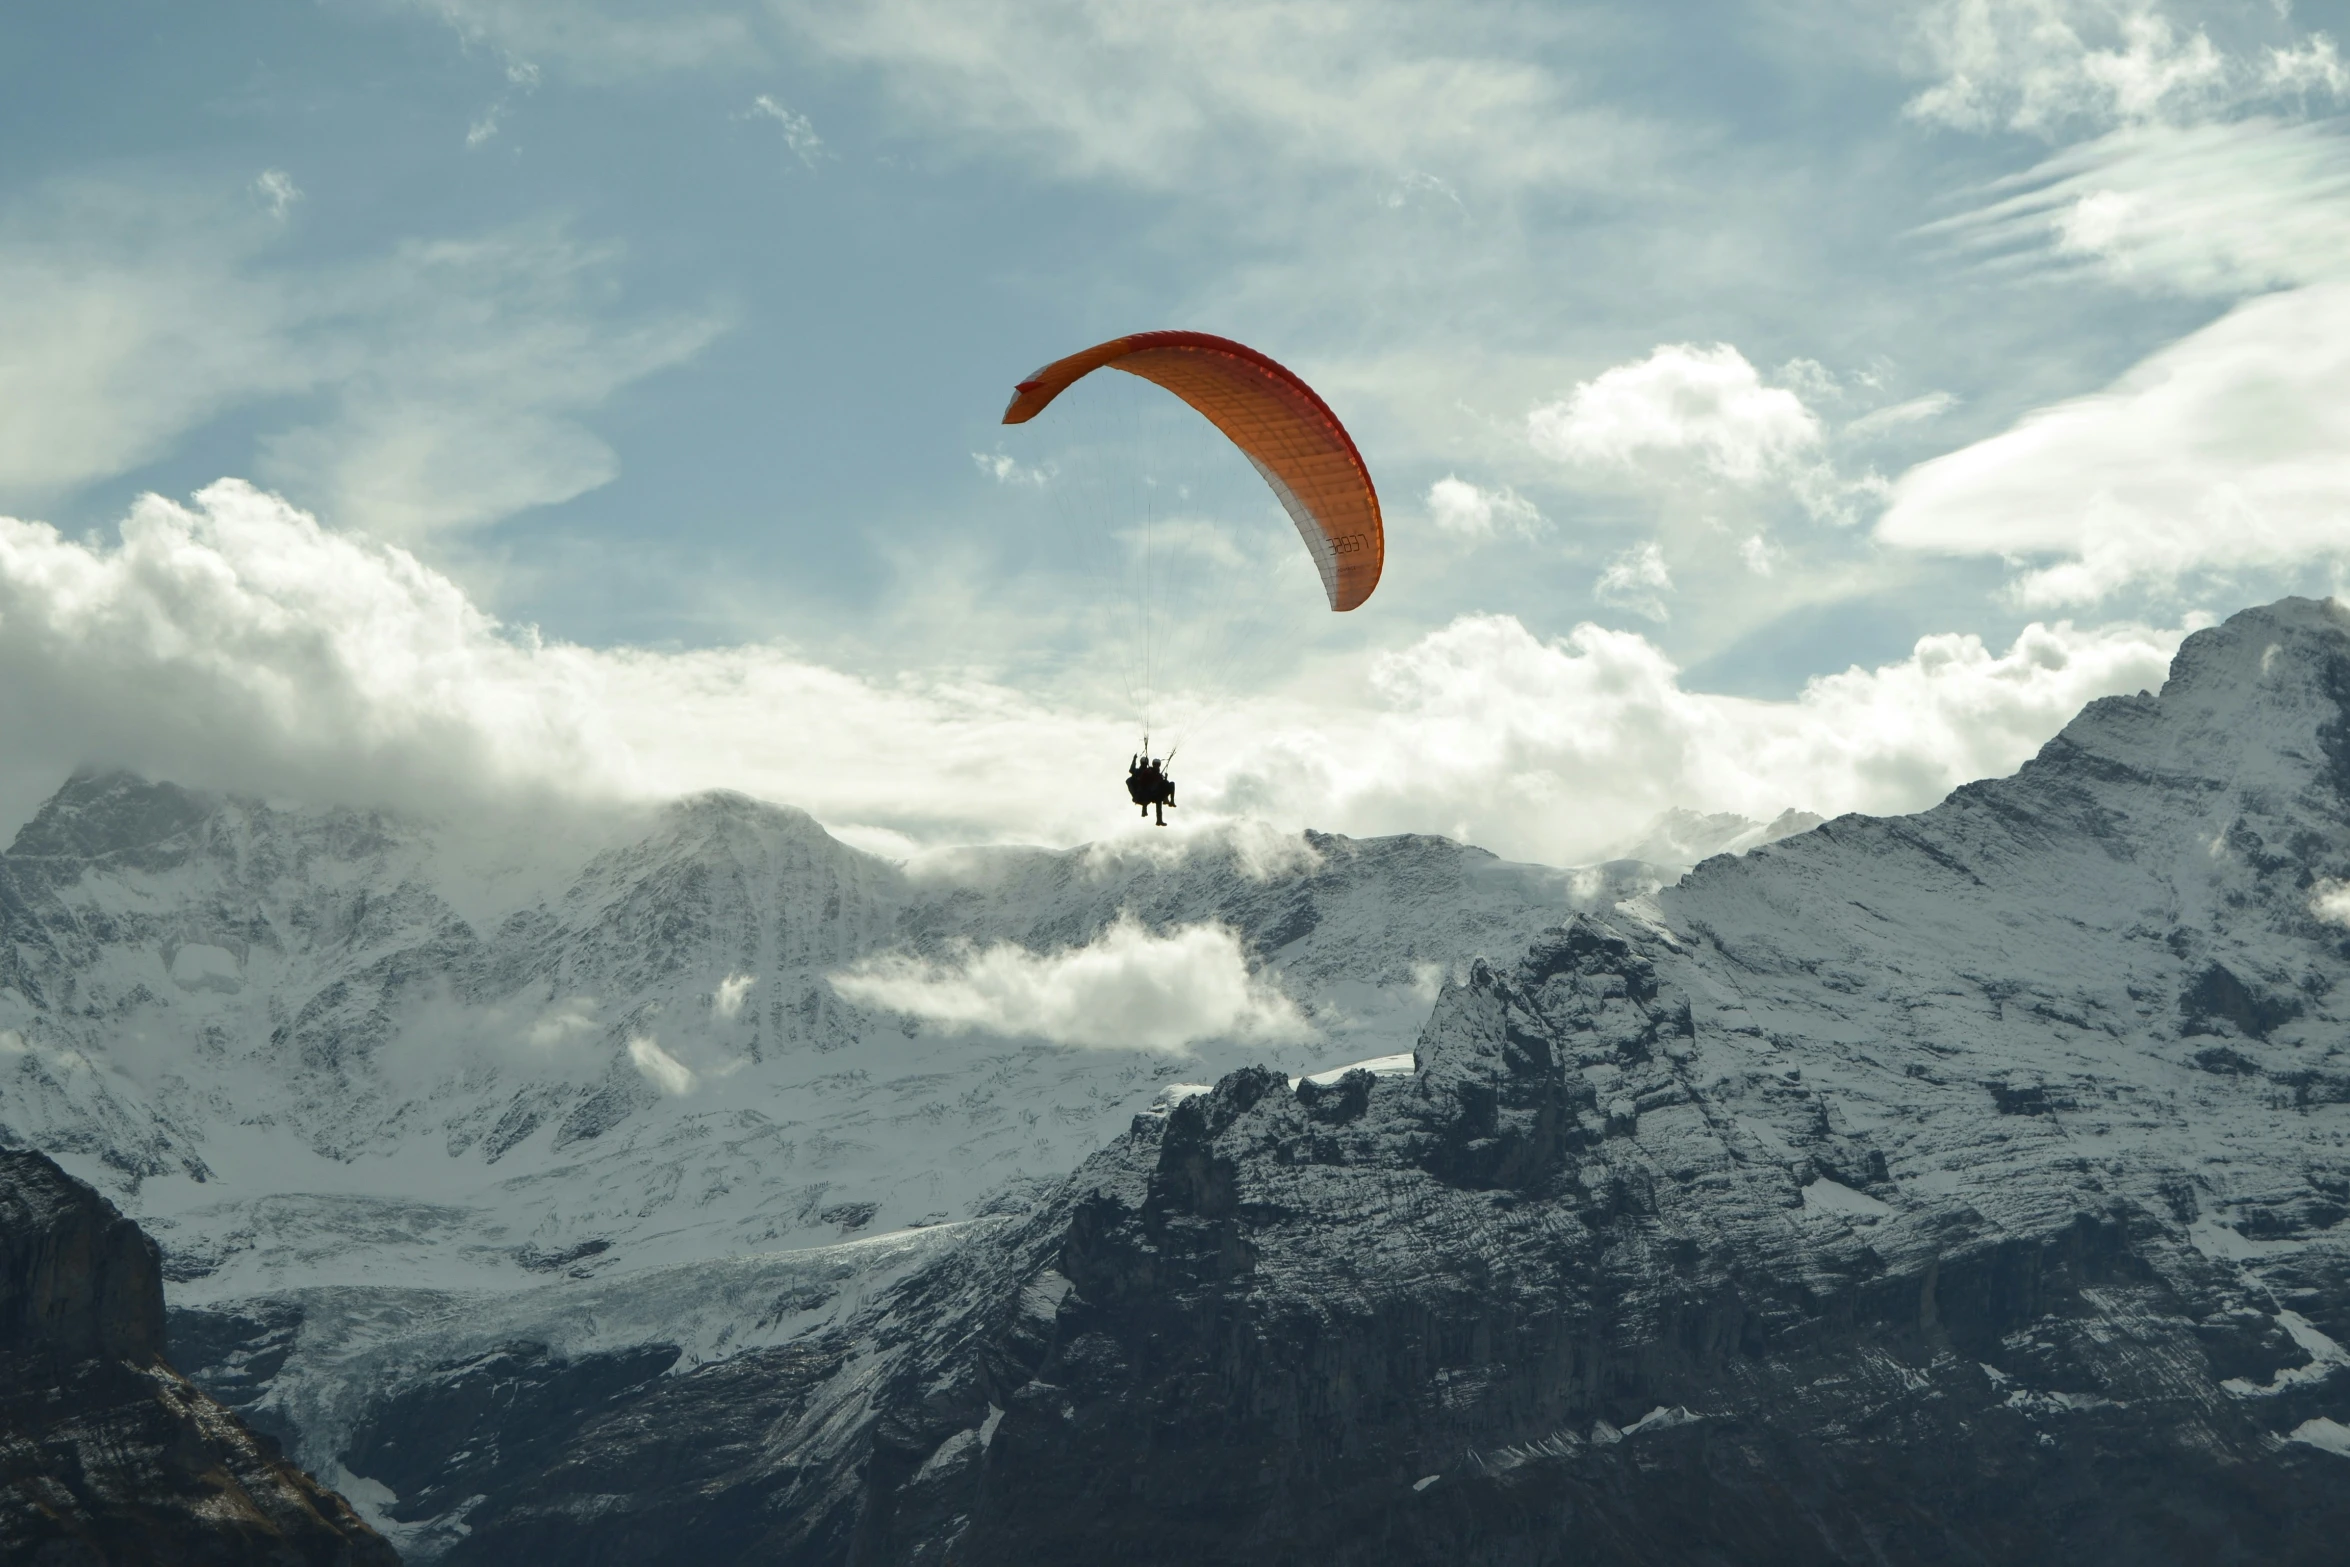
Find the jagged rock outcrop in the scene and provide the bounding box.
[350,598,2350,1563]
[0,1148,396,1565]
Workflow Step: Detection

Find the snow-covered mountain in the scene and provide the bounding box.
[26,596,2350,1563]
[0,773,1612,1302]
[140,594,2350,1565]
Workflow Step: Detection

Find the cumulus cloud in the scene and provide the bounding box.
[1214,612,2184,865]
[1878,281,2350,606]
[0,478,1127,845]
[1594,541,1672,621]
[1901,0,2337,136]
[0,479,2191,870]
[627,1033,697,1094]
[1530,344,1822,485]
[1426,475,1542,540]
[2312,879,2350,929]
[829,915,1307,1051]
[2268,36,2350,98]
[1527,344,1892,524]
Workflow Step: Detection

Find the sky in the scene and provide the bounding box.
[0,0,2346,868]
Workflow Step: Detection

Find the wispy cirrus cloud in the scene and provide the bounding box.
[776,0,1637,194]
[257,223,727,540]
[1879,281,2350,607]
[1886,77,2350,606]
[0,180,724,541]
[1932,115,2350,296]
[403,0,1642,194]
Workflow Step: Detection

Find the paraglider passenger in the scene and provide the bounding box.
[1124,754,1175,827]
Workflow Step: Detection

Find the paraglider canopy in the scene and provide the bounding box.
[1003,330,1384,612]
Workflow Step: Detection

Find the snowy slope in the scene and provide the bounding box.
[1656,594,2350,1253]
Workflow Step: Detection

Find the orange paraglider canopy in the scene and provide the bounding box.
[1002,331,1383,612]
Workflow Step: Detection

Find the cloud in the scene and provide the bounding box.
[1426,475,1542,540]
[772,0,1635,196]
[627,1033,698,1094]
[1934,117,2350,297]
[1530,344,1823,485]
[253,224,726,540]
[0,479,2189,869]
[972,450,1050,486]
[0,478,1127,845]
[409,0,1644,199]
[525,997,602,1050]
[713,973,756,1019]
[401,0,764,80]
[0,182,724,538]
[2268,36,2350,97]
[1896,113,2350,604]
[1214,611,2184,864]
[253,170,302,218]
[1594,541,1672,621]
[828,914,1308,1051]
[1900,0,2338,135]
[0,186,311,499]
[1877,281,2350,605]
[1845,391,1959,439]
[746,94,826,165]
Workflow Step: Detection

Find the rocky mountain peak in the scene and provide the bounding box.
[6,768,213,861]
[2055,594,2350,800]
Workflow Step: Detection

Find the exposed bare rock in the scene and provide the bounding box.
[0,1148,397,1565]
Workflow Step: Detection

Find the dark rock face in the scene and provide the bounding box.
[379,599,2350,1565]
[0,1149,397,1565]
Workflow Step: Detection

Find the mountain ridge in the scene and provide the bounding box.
[211,594,2350,1564]
[0,763,1610,1301]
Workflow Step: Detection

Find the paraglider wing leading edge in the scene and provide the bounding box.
[1001,330,1384,611]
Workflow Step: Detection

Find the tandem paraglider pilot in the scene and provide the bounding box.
[1002,329,1387,839]
[1126,754,1175,827]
